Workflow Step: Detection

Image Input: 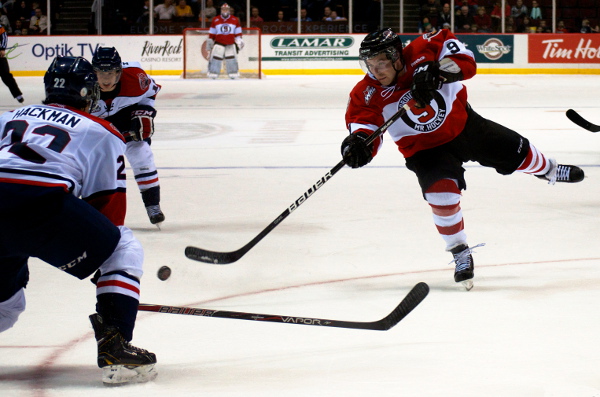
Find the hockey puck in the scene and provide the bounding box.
[157,266,171,281]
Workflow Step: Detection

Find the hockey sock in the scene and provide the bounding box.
[135,170,159,192]
[425,179,467,250]
[141,186,161,207]
[95,271,140,341]
[516,144,551,176]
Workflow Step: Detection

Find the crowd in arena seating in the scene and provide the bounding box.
[1,0,598,36]
[419,0,599,34]
[1,0,50,36]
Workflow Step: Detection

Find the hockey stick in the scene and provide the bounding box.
[185,103,411,264]
[566,109,600,133]
[138,281,429,331]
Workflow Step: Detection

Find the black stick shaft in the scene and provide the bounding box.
[138,282,429,331]
[185,104,411,264]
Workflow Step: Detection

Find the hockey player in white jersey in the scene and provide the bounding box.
[0,56,157,385]
[91,47,165,226]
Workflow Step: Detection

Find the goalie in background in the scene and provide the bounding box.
[91,47,166,226]
[206,3,244,79]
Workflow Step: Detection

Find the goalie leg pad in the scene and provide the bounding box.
[224,45,239,77]
[208,44,225,77]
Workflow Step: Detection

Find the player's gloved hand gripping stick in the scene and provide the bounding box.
[185,103,411,264]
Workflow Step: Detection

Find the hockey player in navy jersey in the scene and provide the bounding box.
[341,28,584,290]
[91,47,165,226]
[0,56,157,384]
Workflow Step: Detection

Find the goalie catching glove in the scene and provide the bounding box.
[341,131,373,168]
[126,107,156,141]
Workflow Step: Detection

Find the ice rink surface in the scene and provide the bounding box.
[1,72,600,396]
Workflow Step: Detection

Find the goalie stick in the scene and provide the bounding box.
[138,281,429,331]
[566,109,600,133]
[185,103,411,264]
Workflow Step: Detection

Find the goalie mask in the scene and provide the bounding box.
[220,3,230,17]
[359,28,404,74]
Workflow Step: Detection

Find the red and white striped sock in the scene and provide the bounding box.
[424,178,467,251]
[516,144,552,176]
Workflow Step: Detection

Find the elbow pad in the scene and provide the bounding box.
[439,58,464,83]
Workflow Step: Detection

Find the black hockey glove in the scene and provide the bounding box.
[411,61,443,108]
[127,106,157,141]
[341,131,373,168]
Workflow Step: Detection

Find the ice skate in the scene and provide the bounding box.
[145,205,165,227]
[537,158,584,184]
[89,313,157,385]
[450,244,476,291]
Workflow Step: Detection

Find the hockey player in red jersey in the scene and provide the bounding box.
[0,56,156,384]
[342,28,584,290]
[206,2,244,79]
[91,47,165,226]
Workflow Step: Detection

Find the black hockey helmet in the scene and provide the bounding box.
[43,56,100,111]
[359,28,404,73]
[92,47,122,72]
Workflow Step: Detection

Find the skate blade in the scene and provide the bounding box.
[461,279,474,291]
[102,364,157,386]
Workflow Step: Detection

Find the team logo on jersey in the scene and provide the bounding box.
[399,91,447,132]
[138,73,150,90]
[363,86,376,105]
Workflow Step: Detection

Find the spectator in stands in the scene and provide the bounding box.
[455,0,477,15]
[438,3,452,31]
[154,0,176,21]
[419,16,436,33]
[250,6,264,22]
[326,10,346,21]
[276,9,285,22]
[518,15,534,33]
[580,19,593,33]
[491,1,510,32]
[199,0,217,22]
[175,0,194,21]
[536,20,551,33]
[137,0,151,24]
[14,1,30,23]
[0,9,11,33]
[421,0,441,28]
[291,8,312,22]
[29,7,47,34]
[529,0,542,20]
[556,20,569,33]
[29,2,40,18]
[510,0,527,32]
[321,6,332,21]
[12,19,22,35]
[2,0,15,13]
[473,6,492,33]
[455,5,473,33]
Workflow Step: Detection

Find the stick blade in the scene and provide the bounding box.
[185,246,242,264]
[566,109,600,132]
[375,282,429,331]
